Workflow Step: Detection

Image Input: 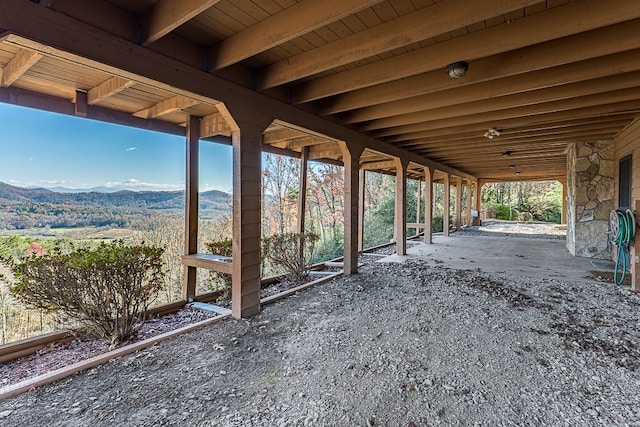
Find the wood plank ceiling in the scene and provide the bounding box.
[1,0,639,182]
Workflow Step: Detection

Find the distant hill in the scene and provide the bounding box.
[0,182,231,230]
[43,186,127,193]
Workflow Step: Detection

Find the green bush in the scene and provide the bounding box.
[432,215,443,233]
[9,240,164,345]
[494,204,518,220]
[205,238,233,300]
[262,232,319,282]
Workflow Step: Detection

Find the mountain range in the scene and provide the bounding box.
[1,182,231,210]
[0,182,232,230]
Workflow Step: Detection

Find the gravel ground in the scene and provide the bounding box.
[1,258,639,426]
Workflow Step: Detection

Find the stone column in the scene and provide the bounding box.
[566,140,614,258]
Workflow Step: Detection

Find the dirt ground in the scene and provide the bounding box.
[1,223,639,426]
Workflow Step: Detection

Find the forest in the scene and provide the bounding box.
[0,155,562,345]
[0,182,232,230]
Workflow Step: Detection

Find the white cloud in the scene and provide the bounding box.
[39,179,70,186]
[104,179,183,192]
[125,146,137,152]
[6,179,73,188]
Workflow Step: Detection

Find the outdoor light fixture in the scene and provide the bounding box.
[502,151,512,158]
[484,128,501,139]
[446,61,469,79]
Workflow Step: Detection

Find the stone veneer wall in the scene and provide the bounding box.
[566,140,614,259]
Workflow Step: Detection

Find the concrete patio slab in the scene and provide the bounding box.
[378,234,615,283]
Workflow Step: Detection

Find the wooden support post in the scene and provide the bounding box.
[221,105,271,318]
[443,173,450,236]
[424,167,433,244]
[74,90,88,118]
[358,169,365,252]
[474,180,483,226]
[416,177,422,234]
[466,180,472,227]
[339,141,364,275]
[455,176,462,231]
[297,146,309,234]
[561,180,567,225]
[394,157,409,255]
[182,115,200,302]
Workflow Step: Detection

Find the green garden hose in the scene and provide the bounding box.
[609,209,636,285]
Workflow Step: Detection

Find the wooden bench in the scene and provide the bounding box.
[181,253,233,274]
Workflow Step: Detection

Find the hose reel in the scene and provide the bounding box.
[609,209,636,285]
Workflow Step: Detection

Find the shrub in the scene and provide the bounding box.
[262,232,319,282]
[9,240,164,345]
[494,204,518,220]
[432,215,443,233]
[204,238,233,300]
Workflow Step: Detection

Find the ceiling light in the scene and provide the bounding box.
[509,165,516,169]
[502,151,512,158]
[515,171,521,176]
[484,128,501,139]
[446,61,469,79]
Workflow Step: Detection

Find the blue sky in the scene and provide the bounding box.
[0,103,233,193]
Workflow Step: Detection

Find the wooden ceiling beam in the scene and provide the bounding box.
[284,136,333,149]
[292,0,640,103]
[142,0,220,46]
[87,76,135,105]
[133,95,201,119]
[403,119,631,143]
[406,139,615,160]
[263,128,313,143]
[344,50,640,124]
[1,48,42,87]
[424,142,573,157]
[419,133,616,158]
[0,85,187,137]
[270,135,332,151]
[319,19,640,114]
[1,0,476,182]
[383,106,640,143]
[440,152,570,165]
[200,112,230,138]
[456,164,568,173]
[208,0,382,70]
[373,91,640,138]
[308,142,342,161]
[462,162,568,173]
[361,71,640,131]
[257,0,538,89]
[360,160,396,170]
[386,114,637,144]
[395,119,632,148]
